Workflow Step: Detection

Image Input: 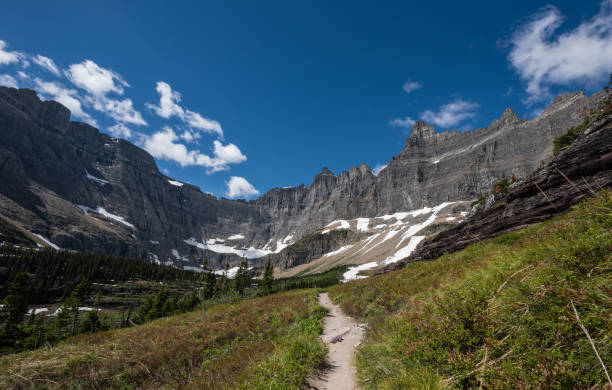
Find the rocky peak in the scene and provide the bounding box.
[411,121,436,138]
[319,167,334,176]
[489,107,519,128]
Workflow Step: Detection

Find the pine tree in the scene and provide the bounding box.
[234,259,249,295]
[261,257,274,295]
[2,272,30,332]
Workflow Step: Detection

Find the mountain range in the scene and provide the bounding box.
[0,86,606,272]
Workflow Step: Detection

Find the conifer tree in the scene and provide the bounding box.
[261,257,274,295]
[1,272,30,338]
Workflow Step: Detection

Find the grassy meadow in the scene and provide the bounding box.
[0,289,327,389]
[330,191,611,389]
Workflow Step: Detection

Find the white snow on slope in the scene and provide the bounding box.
[227,234,245,240]
[323,245,354,258]
[77,205,135,228]
[342,262,378,282]
[85,169,108,185]
[213,266,254,279]
[33,234,60,250]
[183,266,203,273]
[362,229,401,254]
[395,202,453,248]
[322,219,350,234]
[29,308,49,315]
[184,237,272,259]
[356,218,370,232]
[384,235,426,264]
[168,179,184,187]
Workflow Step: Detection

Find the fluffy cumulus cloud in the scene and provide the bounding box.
[65,60,146,126]
[147,81,223,137]
[509,0,612,104]
[66,60,128,96]
[142,127,246,173]
[32,55,60,76]
[33,78,97,126]
[402,79,421,94]
[0,40,21,65]
[0,74,18,88]
[225,176,259,199]
[389,116,416,128]
[420,99,479,128]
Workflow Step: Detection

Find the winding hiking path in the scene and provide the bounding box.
[308,292,365,390]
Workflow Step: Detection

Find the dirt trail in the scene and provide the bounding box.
[308,292,365,390]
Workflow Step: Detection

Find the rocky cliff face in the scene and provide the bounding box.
[0,86,606,271]
[384,98,612,271]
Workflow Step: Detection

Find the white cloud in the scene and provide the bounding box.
[142,127,245,173]
[389,116,416,128]
[225,176,259,199]
[509,0,612,104]
[33,78,97,126]
[0,74,18,88]
[420,99,479,128]
[16,70,28,79]
[372,163,387,176]
[63,60,146,126]
[108,123,133,138]
[66,60,128,96]
[88,95,146,125]
[0,40,20,65]
[402,79,421,94]
[32,55,60,76]
[147,81,223,137]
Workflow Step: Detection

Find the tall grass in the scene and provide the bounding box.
[0,289,327,389]
[330,192,611,389]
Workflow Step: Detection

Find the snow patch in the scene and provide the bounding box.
[29,308,49,315]
[168,179,184,187]
[323,245,354,258]
[183,266,204,273]
[446,216,457,221]
[384,236,426,264]
[33,234,60,250]
[356,218,370,232]
[85,169,108,185]
[184,237,272,259]
[342,262,378,282]
[150,240,159,244]
[214,266,253,279]
[227,234,245,240]
[322,219,350,234]
[77,205,135,229]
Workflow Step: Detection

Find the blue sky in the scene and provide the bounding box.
[1,1,611,199]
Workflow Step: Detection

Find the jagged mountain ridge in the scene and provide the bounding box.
[0,86,605,271]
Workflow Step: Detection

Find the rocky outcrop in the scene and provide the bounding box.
[383,102,612,271]
[0,86,607,272]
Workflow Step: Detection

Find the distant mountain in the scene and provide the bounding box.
[0,86,605,272]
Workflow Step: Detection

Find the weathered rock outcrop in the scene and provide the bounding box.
[0,86,607,271]
[384,102,612,271]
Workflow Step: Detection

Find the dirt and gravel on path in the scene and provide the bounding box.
[308,292,365,390]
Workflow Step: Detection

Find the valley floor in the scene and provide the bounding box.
[1,192,610,389]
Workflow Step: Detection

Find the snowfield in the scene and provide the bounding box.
[33,233,60,250]
[77,205,135,229]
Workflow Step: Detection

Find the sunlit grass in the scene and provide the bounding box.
[0,289,327,389]
[331,192,611,389]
